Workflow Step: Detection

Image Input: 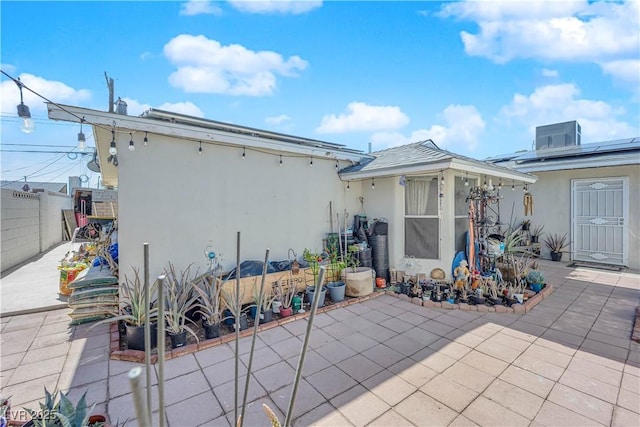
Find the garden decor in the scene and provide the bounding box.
[164,263,200,348]
[193,273,225,340]
[327,281,346,302]
[544,233,571,261]
[221,285,248,331]
[526,269,545,293]
[275,279,296,318]
[530,224,545,243]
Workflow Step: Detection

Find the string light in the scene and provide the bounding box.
[77,117,86,151]
[440,172,445,184]
[279,155,283,166]
[14,77,35,133]
[198,140,202,155]
[310,157,313,167]
[143,132,148,146]
[512,180,515,191]
[335,160,339,170]
[346,181,350,191]
[242,147,246,159]
[128,132,135,151]
[498,179,503,189]
[109,125,117,155]
[371,177,375,189]
[464,173,469,186]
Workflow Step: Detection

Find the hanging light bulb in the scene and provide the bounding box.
[371,177,375,189]
[440,172,445,184]
[109,128,117,155]
[512,180,515,191]
[498,179,503,189]
[77,118,86,151]
[242,147,246,159]
[128,132,135,151]
[279,155,283,166]
[310,157,313,167]
[335,160,339,170]
[14,78,35,133]
[464,177,469,186]
[346,181,350,191]
[198,141,202,155]
[143,132,148,146]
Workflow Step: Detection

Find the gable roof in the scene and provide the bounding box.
[339,140,536,183]
[1,181,68,193]
[487,137,640,172]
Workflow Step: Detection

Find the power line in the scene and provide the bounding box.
[0,149,93,154]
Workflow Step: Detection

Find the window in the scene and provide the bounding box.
[404,176,439,259]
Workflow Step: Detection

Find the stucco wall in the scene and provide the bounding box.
[118,135,363,278]
[1,189,71,272]
[499,165,639,269]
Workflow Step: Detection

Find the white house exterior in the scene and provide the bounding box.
[489,134,640,270]
[47,104,536,280]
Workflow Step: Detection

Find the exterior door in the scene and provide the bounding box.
[571,177,628,266]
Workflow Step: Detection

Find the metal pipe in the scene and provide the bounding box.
[284,266,326,427]
[157,274,166,427]
[234,231,241,427]
[240,248,270,426]
[128,367,151,427]
[143,243,152,423]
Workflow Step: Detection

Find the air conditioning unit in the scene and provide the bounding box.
[535,120,581,150]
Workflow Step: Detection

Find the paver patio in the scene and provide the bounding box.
[1,260,639,426]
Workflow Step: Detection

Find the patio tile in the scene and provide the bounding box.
[307,329,335,349]
[475,340,522,363]
[268,336,304,360]
[315,340,357,363]
[449,414,480,427]
[166,390,223,427]
[483,332,532,353]
[29,331,73,351]
[499,365,554,398]
[418,320,457,337]
[361,369,417,406]
[401,310,432,326]
[159,353,200,380]
[225,397,283,427]
[574,349,626,371]
[612,406,640,427]
[387,357,438,388]
[330,384,390,426]
[513,353,566,381]
[432,313,468,329]
[66,378,106,407]
[109,368,156,399]
[7,355,66,386]
[292,402,353,427]
[328,307,358,322]
[106,389,160,426]
[203,357,248,388]
[548,383,613,425]
[321,322,357,340]
[459,350,509,377]
[395,391,458,426]
[359,309,392,324]
[0,374,59,408]
[617,388,640,414]
[533,400,606,426]
[367,409,414,426]
[462,395,530,426]
[286,350,331,376]
[270,379,325,419]
[240,345,284,372]
[361,343,405,368]
[313,313,338,328]
[482,378,544,419]
[359,325,397,344]
[442,361,494,393]
[336,354,385,382]
[213,374,267,413]
[1,352,24,371]
[282,318,309,336]
[383,317,414,334]
[226,335,267,355]
[559,369,619,404]
[385,334,429,356]
[0,328,39,355]
[428,337,472,360]
[621,372,640,393]
[539,329,584,349]
[500,325,540,342]
[306,365,357,400]
[254,325,295,346]
[420,374,478,412]
[446,329,486,348]
[520,343,572,368]
[586,330,632,350]
[341,315,376,332]
[194,343,236,368]
[580,338,629,362]
[412,347,457,373]
[163,370,212,406]
[341,332,379,353]
[254,360,296,393]
[566,356,622,387]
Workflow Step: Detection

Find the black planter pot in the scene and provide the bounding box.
[126,323,157,351]
[531,235,539,243]
[475,297,485,305]
[260,308,274,324]
[203,321,220,339]
[232,313,248,331]
[169,330,188,349]
[550,251,563,261]
[506,297,518,307]
[399,283,410,295]
[185,306,201,322]
[491,297,503,305]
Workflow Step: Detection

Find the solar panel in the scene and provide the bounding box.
[514,138,638,163]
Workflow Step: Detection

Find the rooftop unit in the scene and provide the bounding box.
[536,120,581,150]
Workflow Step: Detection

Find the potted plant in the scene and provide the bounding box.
[520,219,531,231]
[22,388,109,427]
[525,269,545,293]
[275,280,296,318]
[90,267,157,351]
[192,273,225,340]
[258,285,277,324]
[342,246,374,297]
[543,233,571,261]
[221,285,248,331]
[164,263,200,349]
[530,224,545,243]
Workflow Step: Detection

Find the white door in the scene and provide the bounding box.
[571,177,628,266]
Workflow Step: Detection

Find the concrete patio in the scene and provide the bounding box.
[1,260,639,426]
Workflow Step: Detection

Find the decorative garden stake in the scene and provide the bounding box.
[157,274,166,427]
[143,243,152,423]
[128,367,150,427]
[234,231,241,427]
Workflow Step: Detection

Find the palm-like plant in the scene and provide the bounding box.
[275,279,296,309]
[163,263,199,339]
[220,283,246,319]
[544,233,571,253]
[192,273,225,326]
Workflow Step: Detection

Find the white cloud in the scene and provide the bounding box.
[164,34,307,96]
[0,73,91,115]
[228,0,322,15]
[371,104,485,152]
[140,52,154,61]
[265,114,291,125]
[439,1,639,86]
[180,0,222,16]
[542,68,558,78]
[316,102,409,134]
[600,59,640,86]
[123,97,204,117]
[499,83,636,142]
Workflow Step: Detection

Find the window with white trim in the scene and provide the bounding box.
[404,176,440,259]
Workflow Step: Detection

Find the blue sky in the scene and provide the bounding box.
[1,0,638,187]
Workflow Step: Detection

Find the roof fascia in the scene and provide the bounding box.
[47,103,369,163]
[513,155,640,173]
[449,158,537,183]
[339,160,453,180]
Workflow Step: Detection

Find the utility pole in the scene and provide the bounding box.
[105,72,114,113]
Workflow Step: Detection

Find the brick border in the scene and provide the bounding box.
[109,291,386,363]
[632,306,640,344]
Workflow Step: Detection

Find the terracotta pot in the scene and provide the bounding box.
[279,306,293,317]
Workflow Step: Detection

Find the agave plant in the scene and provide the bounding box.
[220,282,247,319]
[25,388,95,427]
[163,263,200,339]
[274,279,296,309]
[192,273,225,326]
